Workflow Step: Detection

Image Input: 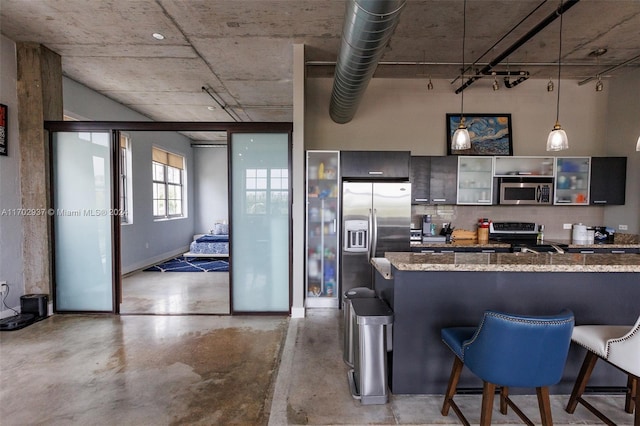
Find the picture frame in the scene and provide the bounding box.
[446,113,513,156]
[0,104,6,156]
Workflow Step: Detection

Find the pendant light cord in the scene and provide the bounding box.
[556,0,563,124]
[460,0,467,120]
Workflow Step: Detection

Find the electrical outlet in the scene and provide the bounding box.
[619,224,628,231]
[563,223,572,230]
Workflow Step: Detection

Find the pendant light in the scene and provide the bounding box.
[546,0,568,151]
[452,0,471,150]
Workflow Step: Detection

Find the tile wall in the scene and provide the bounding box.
[411,204,607,241]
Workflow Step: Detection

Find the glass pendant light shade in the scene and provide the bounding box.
[547,0,568,151]
[547,122,569,151]
[452,0,471,151]
[452,119,471,150]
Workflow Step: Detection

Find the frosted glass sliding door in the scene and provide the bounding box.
[53,132,114,312]
[230,133,290,312]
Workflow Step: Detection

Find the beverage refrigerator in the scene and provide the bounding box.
[341,181,411,294]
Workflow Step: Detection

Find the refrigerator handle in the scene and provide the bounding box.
[371,208,378,258]
[332,218,337,234]
[367,209,373,260]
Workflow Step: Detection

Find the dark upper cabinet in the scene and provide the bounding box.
[590,157,627,205]
[340,151,410,179]
[410,156,431,203]
[410,156,457,204]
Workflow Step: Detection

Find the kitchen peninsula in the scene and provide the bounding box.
[372,251,640,395]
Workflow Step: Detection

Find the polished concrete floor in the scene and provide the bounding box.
[1,308,634,425]
[120,270,229,315]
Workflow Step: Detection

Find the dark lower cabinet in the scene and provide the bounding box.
[590,157,626,205]
[341,151,410,179]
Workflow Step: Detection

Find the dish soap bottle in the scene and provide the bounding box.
[537,224,545,243]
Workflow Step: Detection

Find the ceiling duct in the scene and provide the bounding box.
[329,0,407,124]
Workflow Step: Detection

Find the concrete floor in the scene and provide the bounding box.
[1,308,634,425]
[120,270,230,315]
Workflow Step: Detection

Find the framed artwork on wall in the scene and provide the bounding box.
[446,113,513,156]
[0,104,6,156]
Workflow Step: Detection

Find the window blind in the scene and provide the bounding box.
[152,147,183,169]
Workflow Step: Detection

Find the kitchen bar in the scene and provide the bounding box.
[372,252,640,395]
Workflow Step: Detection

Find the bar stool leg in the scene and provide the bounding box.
[500,386,508,415]
[441,356,463,416]
[480,381,496,426]
[625,374,637,414]
[566,351,599,413]
[537,386,553,426]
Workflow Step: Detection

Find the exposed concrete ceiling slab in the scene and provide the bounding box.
[1,0,639,137]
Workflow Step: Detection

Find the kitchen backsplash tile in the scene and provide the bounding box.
[411,205,606,240]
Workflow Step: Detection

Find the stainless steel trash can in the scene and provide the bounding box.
[348,297,394,405]
[343,287,377,367]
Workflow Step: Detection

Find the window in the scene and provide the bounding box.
[152,147,184,218]
[119,133,132,223]
[245,167,288,215]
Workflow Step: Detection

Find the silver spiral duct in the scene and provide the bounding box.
[329,0,406,124]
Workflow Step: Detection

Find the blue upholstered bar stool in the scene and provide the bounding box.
[565,315,640,426]
[441,309,574,425]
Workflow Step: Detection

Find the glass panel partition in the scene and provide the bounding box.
[53,132,114,311]
[230,133,290,312]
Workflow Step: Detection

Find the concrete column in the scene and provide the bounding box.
[16,43,63,296]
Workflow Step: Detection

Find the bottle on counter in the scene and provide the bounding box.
[537,224,545,243]
[477,218,490,243]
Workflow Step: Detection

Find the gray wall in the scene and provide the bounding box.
[193,146,228,234]
[603,68,640,234]
[0,35,23,316]
[305,74,639,234]
[63,78,196,274]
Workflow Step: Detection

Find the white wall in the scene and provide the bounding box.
[0,35,23,317]
[193,146,228,233]
[63,78,196,274]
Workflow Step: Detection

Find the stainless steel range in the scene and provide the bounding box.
[489,222,568,253]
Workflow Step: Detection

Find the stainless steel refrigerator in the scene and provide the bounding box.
[341,181,411,293]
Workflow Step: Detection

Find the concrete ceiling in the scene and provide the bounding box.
[1,0,639,142]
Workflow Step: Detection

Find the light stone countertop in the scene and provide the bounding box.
[377,252,640,273]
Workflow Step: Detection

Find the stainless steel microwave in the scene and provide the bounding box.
[499,177,553,205]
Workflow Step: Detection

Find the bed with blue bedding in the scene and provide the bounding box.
[183,233,229,258]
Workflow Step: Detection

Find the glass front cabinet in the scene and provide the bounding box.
[457,156,494,204]
[554,157,590,205]
[305,151,340,308]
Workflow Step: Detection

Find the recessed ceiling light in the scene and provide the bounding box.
[207,106,215,111]
[152,33,165,40]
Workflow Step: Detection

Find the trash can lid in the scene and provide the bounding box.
[344,287,376,299]
[352,298,394,325]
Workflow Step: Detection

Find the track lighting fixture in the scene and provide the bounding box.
[595,75,603,92]
[452,0,471,151]
[547,78,554,92]
[547,0,568,152]
[427,76,434,91]
[492,73,499,91]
